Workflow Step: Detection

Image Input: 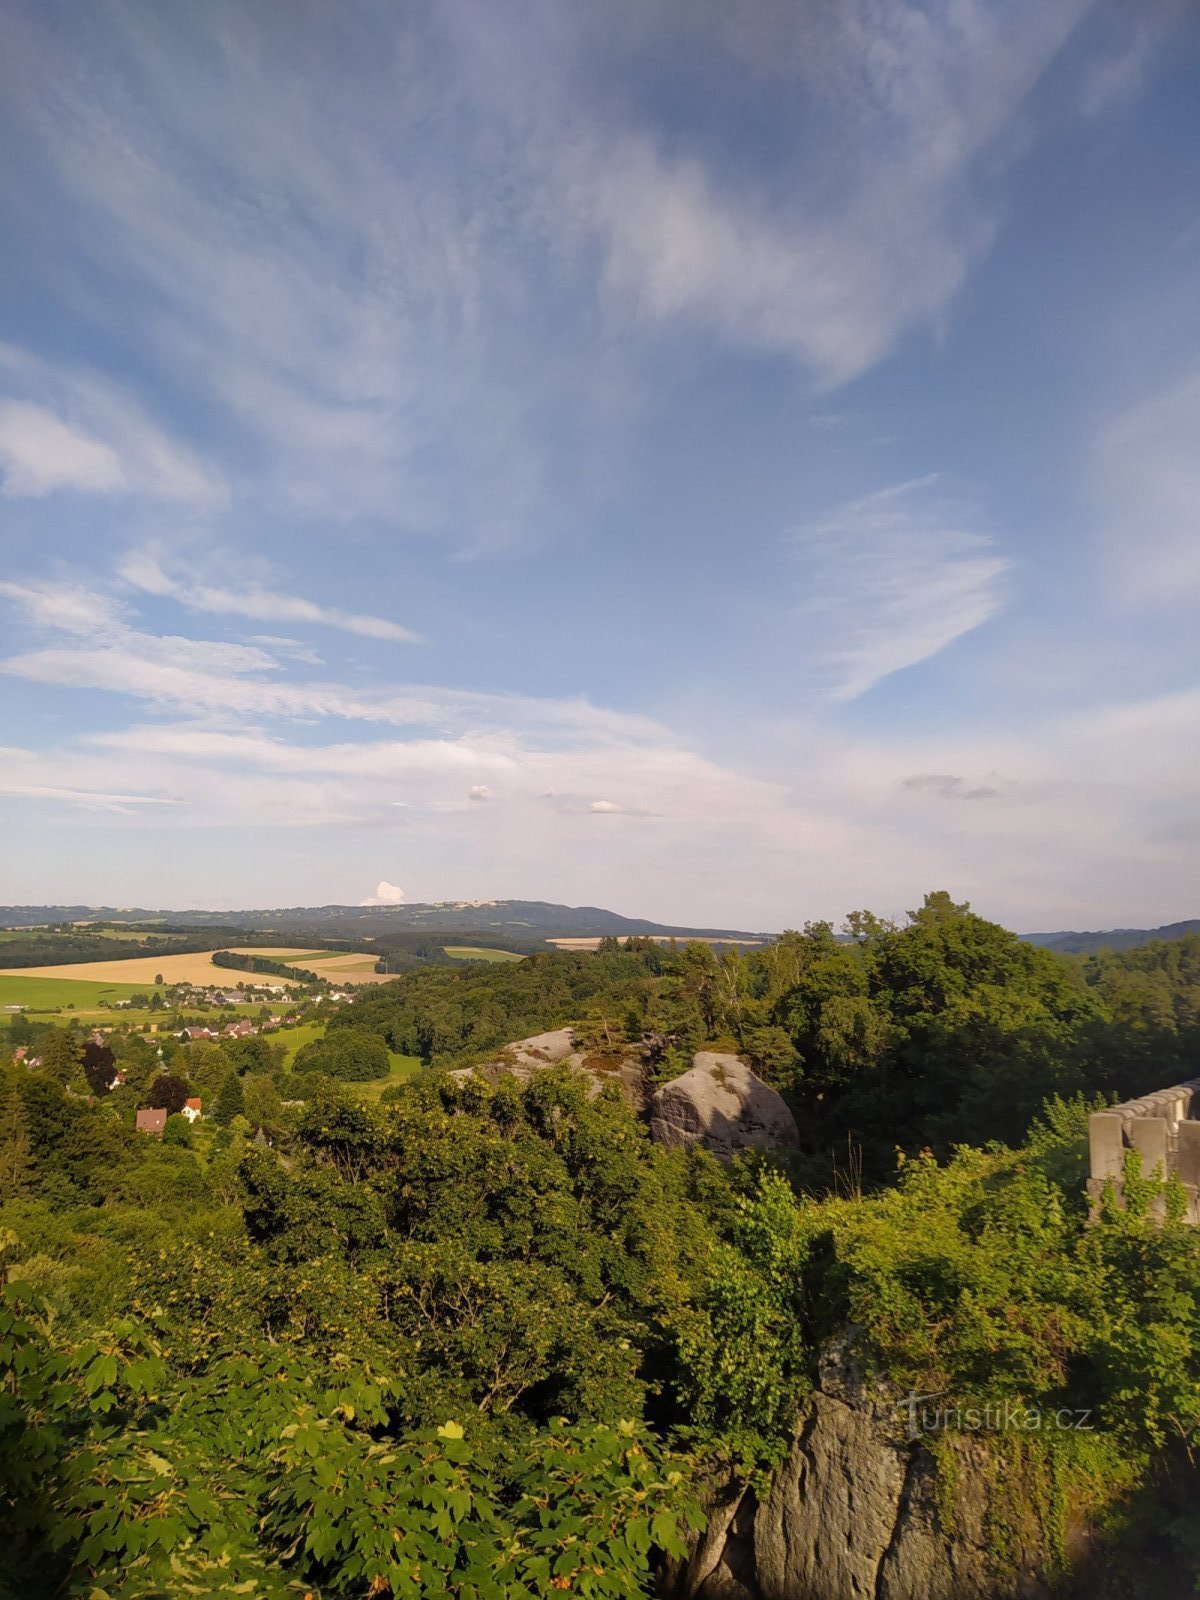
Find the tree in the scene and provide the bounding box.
[0,1068,34,1200]
[38,1029,83,1087]
[213,1070,246,1126]
[243,1074,282,1133]
[182,1041,232,1096]
[163,1112,193,1147]
[81,1041,117,1097]
[147,1073,191,1116]
[293,1027,389,1083]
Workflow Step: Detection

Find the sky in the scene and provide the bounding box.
[1,0,1199,932]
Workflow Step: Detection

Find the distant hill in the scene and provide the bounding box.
[1020,920,1200,955]
[0,900,766,945]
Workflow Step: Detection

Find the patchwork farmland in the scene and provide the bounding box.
[0,945,397,1003]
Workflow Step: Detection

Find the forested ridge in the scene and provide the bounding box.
[2,895,1200,1597]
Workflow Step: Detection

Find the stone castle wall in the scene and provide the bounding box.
[1087,1079,1200,1222]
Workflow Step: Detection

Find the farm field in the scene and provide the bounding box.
[295,952,393,982]
[546,934,763,951]
[442,946,525,962]
[0,946,396,989]
[0,974,164,1011]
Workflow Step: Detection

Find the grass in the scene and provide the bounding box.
[268,1021,327,1066]
[268,1019,422,1099]
[0,974,163,1010]
[442,946,525,963]
[352,1054,423,1101]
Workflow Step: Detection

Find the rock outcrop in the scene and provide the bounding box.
[671,1338,1073,1600]
[649,1053,798,1161]
[451,1038,797,1153]
[450,1028,650,1109]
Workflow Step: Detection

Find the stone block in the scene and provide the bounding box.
[1088,1112,1126,1183]
[1127,1116,1169,1176]
[1177,1123,1200,1190]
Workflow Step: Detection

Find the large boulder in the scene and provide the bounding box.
[649,1052,797,1160]
[450,1028,650,1108]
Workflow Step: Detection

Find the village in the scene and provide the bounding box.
[7,975,367,1137]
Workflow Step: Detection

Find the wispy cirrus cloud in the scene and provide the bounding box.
[0,0,1116,542]
[789,477,1009,700]
[1092,367,1200,603]
[550,0,1098,382]
[118,548,419,644]
[0,575,664,745]
[0,344,225,504]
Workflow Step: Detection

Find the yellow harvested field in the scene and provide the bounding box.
[546,934,762,951]
[298,952,393,982]
[2,946,396,986]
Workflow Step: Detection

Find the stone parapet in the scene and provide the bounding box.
[1087,1078,1200,1223]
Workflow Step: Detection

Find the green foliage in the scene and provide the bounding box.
[0,1270,702,1599]
[163,1112,193,1147]
[212,1070,245,1126]
[0,1069,34,1202]
[295,1024,390,1082]
[4,894,1200,1594]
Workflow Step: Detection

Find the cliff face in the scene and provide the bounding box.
[669,1339,1071,1600]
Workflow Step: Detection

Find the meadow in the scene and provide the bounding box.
[0,974,162,1012]
[442,945,525,962]
[267,1018,421,1098]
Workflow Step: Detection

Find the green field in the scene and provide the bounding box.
[267,1021,326,1065]
[442,945,525,963]
[0,974,162,1011]
[353,1053,423,1101]
[268,1020,421,1097]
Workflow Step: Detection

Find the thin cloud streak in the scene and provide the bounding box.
[789,478,1009,700]
[119,548,420,644]
[0,344,226,504]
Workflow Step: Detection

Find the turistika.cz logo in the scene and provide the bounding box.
[896,1391,1095,1442]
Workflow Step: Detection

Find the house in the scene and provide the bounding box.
[181,1097,203,1123]
[184,1026,215,1041]
[135,1108,168,1137]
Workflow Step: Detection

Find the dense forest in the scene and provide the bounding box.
[2,895,1200,1597]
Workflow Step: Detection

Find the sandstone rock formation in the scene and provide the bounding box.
[671,1338,1073,1600]
[648,1053,798,1161]
[450,1027,649,1108]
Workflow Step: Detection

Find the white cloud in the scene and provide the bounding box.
[0,402,124,496]
[789,477,1009,699]
[0,0,1112,550]
[0,575,670,742]
[119,549,419,644]
[0,344,225,504]
[562,1,1096,382]
[468,785,492,801]
[588,799,622,813]
[1093,368,1200,603]
[361,880,405,905]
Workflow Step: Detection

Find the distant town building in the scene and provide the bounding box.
[181,1097,203,1123]
[135,1108,168,1137]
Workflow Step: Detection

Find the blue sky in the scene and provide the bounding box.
[1,0,1198,930]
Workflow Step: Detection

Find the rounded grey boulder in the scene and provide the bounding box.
[649,1052,797,1160]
